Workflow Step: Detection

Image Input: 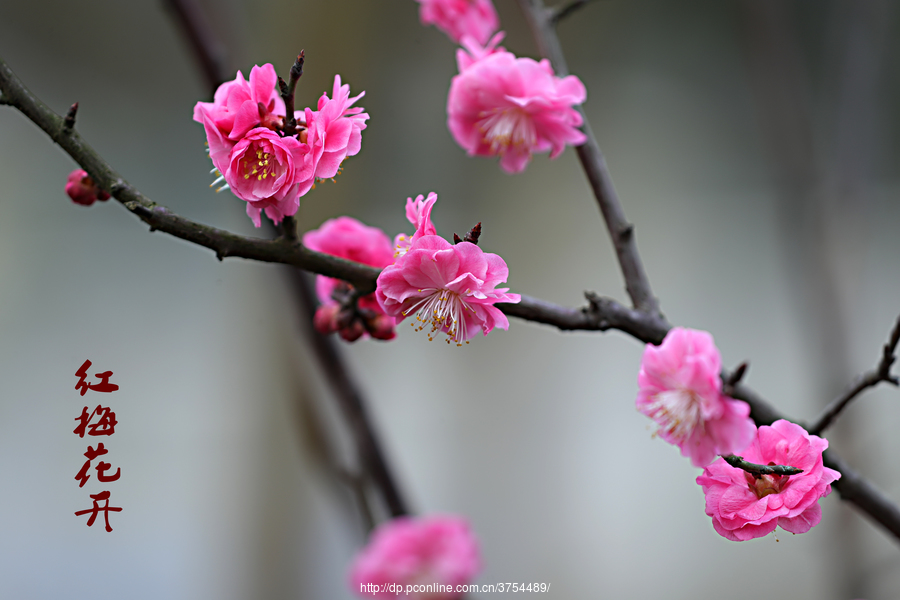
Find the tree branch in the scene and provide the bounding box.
[515,0,660,316]
[809,313,900,436]
[5,48,900,545]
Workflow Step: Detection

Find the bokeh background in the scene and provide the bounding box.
[1,0,899,598]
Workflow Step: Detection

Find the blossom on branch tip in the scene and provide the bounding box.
[415,0,500,45]
[65,169,110,206]
[637,327,756,467]
[303,216,397,341]
[349,515,482,600]
[376,195,520,345]
[447,37,587,173]
[696,420,840,541]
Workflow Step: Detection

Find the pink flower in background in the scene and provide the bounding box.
[302,75,369,180]
[349,515,482,599]
[696,420,841,541]
[376,234,520,346]
[416,0,499,45]
[65,169,110,206]
[303,216,397,340]
[227,127,310,227]
[393,192,438,257]
[447,39,587,173]
[637,327,756,467]
[192,63,285,144]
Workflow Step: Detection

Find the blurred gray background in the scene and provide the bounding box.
[1,0,899,598]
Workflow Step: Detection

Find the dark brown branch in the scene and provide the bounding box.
[278,52,304,137]
[551,0,595,24]
[809,314,900,435]
[162,0,229,96]
[279,214,299,242]
[722,454,803,477]
[515,0,660,316]
[0,93,10,105]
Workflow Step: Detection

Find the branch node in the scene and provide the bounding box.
[63,102,78,131]
[619,223,634,240]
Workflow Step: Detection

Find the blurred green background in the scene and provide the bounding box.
[1,0,899,598]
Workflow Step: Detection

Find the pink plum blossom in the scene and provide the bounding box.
[696,420,841,541]
[227,127,311,227]
[349,515,482,599]
[637,327,756,467]
[303,216,397,341]
[302,75,369,181]
[393,192,438,257]
[447,36,587,173]
[65,169,109,206]
[415,0,499,45]
[192,64,285,143]
[376,215,520,345]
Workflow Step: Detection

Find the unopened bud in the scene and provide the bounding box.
[65,169,110,206]
[313,304,340,334]
[366,314,397,341]
[338,320,366,342]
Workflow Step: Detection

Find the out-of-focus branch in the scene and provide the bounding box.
[289,271,410,518]
[162,0,229,96]
[550,0,596,24]
[515,0,660,316]
[809,314,900,436]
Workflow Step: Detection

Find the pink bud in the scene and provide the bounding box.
[313,305,340,334]
[366,314,397,341]
[338,320,366,342]
[65,169,110,206]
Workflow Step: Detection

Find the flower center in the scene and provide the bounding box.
[747,470,787,498]
[477,108,536,154]
[402,288,473,346]
[241,147,278,182]
[645,389,703,443]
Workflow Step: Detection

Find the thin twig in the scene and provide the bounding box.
[278,52,304,137]
[551,0,595,24]
[516,0,660,316]
[62,102,78,131]
[809,314,900,436]
[722,454,803,477]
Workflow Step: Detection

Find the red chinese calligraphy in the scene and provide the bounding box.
[74,491,123,532]
[75,360,119,396]
[73,405,118,438]
[74,443,121,488]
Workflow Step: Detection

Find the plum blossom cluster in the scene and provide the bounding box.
[636,327,839,541]
[303,217,397,342]
[376,193,520,346]
[349,515,482,600]
[302,193,518,346]
[193,62,367,227]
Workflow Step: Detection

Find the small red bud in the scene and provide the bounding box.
[65,169,109,206]
[313,304,340,334]
[338,320,366,342]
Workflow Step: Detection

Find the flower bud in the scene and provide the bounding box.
[312,304,340,334]
[65,169,110,206]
